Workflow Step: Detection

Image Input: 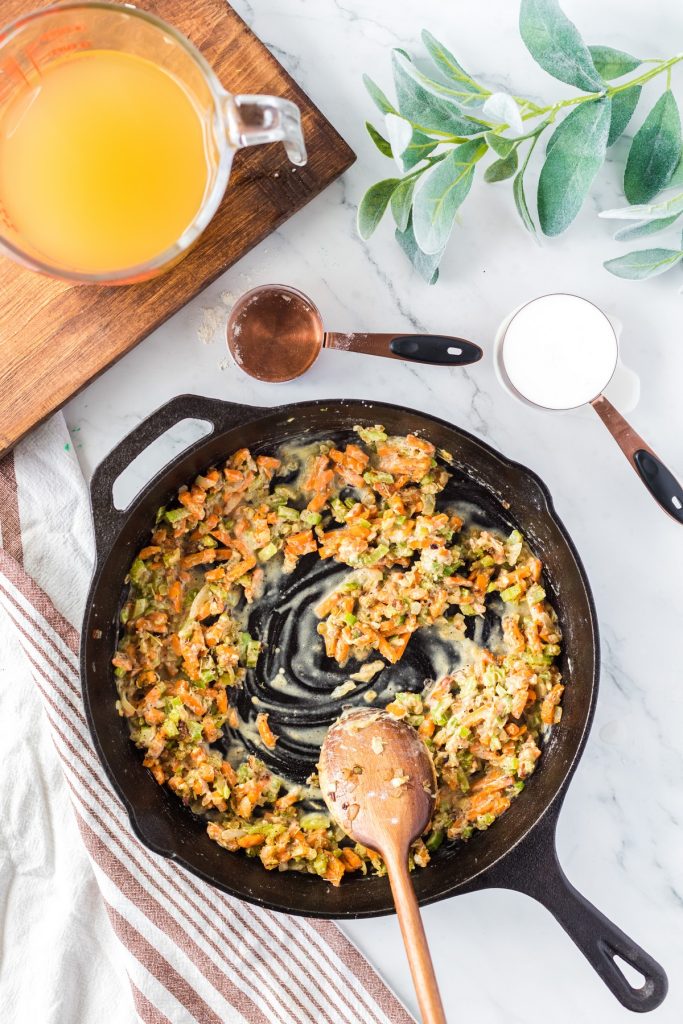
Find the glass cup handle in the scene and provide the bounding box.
[225,94,307,166]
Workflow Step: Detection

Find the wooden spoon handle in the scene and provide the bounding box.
[384,848,447,1024]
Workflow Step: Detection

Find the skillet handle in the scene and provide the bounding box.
[89,394,268,562]
[533,849,667,1012]
[481,820,668,1012]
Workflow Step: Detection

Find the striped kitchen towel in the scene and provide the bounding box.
[0,414,413,1024]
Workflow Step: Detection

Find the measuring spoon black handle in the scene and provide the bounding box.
[592,394,683,524]
[324,333,483,367]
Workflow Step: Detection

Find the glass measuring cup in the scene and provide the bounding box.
[0,2,306,284]
[495,294,683,524]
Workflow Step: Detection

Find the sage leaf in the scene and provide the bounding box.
[392,52,489,135]
[363,74,397,115]
[385,113,413,160]
[357,178,400,239]
[413,139,485,253]
[485,149,519,182]
[366,122,393,158]
[391,176,417,232]
[401,130,438,171]
[624,91,682,204]
[668,159,683,189]
[395,214,443,284]
[487,133,516,157]
[604,247,683,279]
[519,0,604,93]
[607,86,641,146]
[513,171,536,233]
[420,30,487,106]
[481,92,524,135]
[613,213,682,241]
[600,190,683,222]
[588,45,641,80]
[537,98,611,236]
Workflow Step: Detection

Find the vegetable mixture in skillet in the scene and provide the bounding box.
[113,427,563,885]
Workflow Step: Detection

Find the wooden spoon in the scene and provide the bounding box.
[318,709,447,1024]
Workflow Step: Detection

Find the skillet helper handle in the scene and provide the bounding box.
[591,394,683,524]
[323,332,483,367]
[89,394,262,561]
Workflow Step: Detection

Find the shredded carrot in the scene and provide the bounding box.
[256,712,278,750]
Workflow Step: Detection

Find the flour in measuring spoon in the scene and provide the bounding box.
[502,294,618,410]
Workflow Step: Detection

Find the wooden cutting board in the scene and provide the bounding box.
[0,0,355,456]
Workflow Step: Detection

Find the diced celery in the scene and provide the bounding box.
[300,509,322,526]
[365,544,389,565]
[187,720,204,743]
[475,812,496,830]
[277,506,300,521]
[165,507,189,524]
[128,558,147,585]
[132,598,147,619]
[426,829,444,852]
[431,699,450,726]
[505,529,524,566]
[246,640,261,668]
[300,812,331,831]
[330,498,347,522]
[363,470,394,485]
[527,583,546,605]
[274,484,298,502]
[313,852,329,875]
[343,612,357,626]
[355,425,387,444]
[500,584,522,603]
[258,542,278,562]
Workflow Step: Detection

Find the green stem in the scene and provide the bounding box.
[517,52,683,125]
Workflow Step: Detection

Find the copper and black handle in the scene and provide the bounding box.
[323,332,483,367]
[592,395,683,524]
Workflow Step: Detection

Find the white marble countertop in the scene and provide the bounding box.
[65,0,683,1020]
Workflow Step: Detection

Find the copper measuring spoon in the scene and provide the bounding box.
[226,284,482,382]
[319,709,446,1024]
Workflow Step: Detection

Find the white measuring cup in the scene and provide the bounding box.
[495,294,683,524]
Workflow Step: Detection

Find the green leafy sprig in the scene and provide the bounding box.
[358,0,683,284]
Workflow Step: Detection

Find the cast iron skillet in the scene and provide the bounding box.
[81,395,667,1012]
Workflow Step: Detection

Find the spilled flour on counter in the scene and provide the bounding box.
[195,288,239,346]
